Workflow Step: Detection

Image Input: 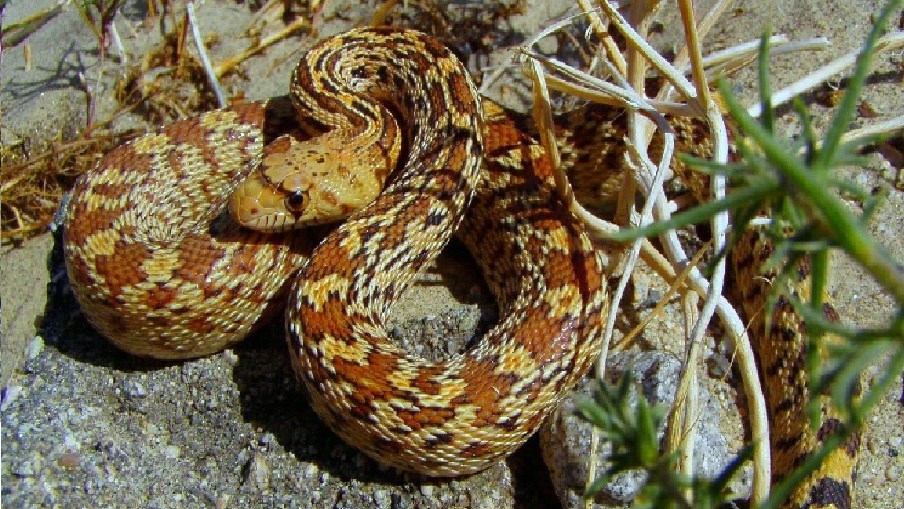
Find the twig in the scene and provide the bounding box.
[186,1,226,107]
[747,31,904,117]
[213,17,308,78]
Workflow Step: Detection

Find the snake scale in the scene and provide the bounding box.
[62,27,857,507]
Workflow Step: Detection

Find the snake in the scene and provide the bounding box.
[61,27,857,508]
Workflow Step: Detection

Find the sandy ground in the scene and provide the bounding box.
[1,0,902,508]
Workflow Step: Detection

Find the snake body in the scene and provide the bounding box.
[64,27,607,476]
[62,27,856,506]
[63,102,309,357]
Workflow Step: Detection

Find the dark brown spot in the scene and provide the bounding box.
[807,477,852,509]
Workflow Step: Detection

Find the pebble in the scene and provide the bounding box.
[123,380,147,399]
[868,437,881,454]
[222,349,239,366]
[1,386,22,412]
[57,452,81,469]
[243,452,270,490]
[14,454,41,477]
[887,464,901,482]
[163,446,180,459]
[372,488,390,507]
[25,336,44,360]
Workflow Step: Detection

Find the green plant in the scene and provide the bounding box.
[578,375,750,509]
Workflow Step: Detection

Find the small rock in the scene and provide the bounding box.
[886,464,901,482]
[867,437,880,454]
[540,351,737,508]
[1,386,22,412]
[57,452,81,470]
[222,349,239,366]
[122,379,147,399]
[163,445,181,459]
[26,336,44,360]
[372,488,391,507]
[243,452,270,490]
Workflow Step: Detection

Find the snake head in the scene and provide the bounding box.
[228,131,390,232]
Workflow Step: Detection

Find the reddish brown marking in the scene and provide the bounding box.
[188,316,218,335]
[98,144,155,175]
[174,235,226,286]
[166,148,188,179]
[376,196,431,251]
[64,207,123,247]
[443,139,475,173]
[409,365,447,396]
[457,358,520,428]
[510,301,572,359]
[540,242,586,290]
[263,135,293,157]
[145,284,179,310]
[225,246,259,279]
[65,251,93,287]
[162,116,229,180]
[298,294,357,341]
[519,410,546,435]
[303,232,359,280]
[322,190,340,207]
[483,120,528,154]
[331,350,397,403]
[392,404,455,432]
[227,101,267,130]
[420,35,451,60]
[448,71,477,114]
[427,86,446,119]
[93,242,151,297]
[91,181,135,200]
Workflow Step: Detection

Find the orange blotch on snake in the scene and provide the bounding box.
[94,243,151,295]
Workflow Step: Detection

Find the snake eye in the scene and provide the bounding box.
[285,190,305,212]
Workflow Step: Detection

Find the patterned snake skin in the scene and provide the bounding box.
[62,27,856,507]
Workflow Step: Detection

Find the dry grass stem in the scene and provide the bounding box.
[186,1,226,107]
[747,30,904,117]
[213,17,308,78]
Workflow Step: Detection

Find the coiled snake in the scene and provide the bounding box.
[63,27,856,507]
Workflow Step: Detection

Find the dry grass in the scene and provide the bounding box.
[0,0,311,244]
